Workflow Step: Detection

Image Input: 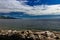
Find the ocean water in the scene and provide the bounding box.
[0,19,60,31]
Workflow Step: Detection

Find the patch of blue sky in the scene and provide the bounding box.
[24,0,60,6]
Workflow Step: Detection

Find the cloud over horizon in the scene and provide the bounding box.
[0,0,60,15]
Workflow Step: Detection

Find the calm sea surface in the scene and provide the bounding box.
[0,19,60,31]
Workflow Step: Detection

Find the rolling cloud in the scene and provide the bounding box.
[0,0,60,15]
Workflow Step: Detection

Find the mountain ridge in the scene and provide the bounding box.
[0,12,60,19]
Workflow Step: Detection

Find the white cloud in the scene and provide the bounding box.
[0,0,60,15]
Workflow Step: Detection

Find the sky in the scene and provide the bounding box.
[0,0,60,15]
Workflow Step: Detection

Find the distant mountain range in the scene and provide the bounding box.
[0,12,60,19]
[0,16,16,19]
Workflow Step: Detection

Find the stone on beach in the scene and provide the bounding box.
[0,30,59,40]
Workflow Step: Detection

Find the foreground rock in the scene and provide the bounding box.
[0,30,60,40]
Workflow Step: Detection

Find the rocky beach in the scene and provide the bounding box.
[0,30,59,40]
